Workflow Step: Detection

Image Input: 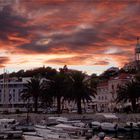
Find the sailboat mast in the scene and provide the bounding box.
[3,68,9,111]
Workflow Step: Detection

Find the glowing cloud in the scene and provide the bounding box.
[0,0,140,74]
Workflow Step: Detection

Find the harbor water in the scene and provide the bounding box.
[3,132,140,140]
[2,138,140,140]
[0,113,140,140]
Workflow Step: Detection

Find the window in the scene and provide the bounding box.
[13,93,15,102]
[112,85,114,89]
[14,84,17,87]
[18,96,21,102]
[18,92,22,102]
[9,84,13,88]
[13,93,15,98]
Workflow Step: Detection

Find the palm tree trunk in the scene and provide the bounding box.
[57,96,61,114]
[34,97,38,113]
[77,99,82,114]
[131,99,136,112]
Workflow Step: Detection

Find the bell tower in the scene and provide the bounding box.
[135,37,140,70]
[135,37,140,61]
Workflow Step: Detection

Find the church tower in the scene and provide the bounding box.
[135,37,140,70]
[135,37,140,61]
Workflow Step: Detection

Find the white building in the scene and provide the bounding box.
[95,82,110,112]
[0,77,31,112]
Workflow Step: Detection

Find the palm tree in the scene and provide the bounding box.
[116,80,140,112]
[47,72,68,113]
[21,77,45,113]
[135,72,140,81]
[66,71,96,114]
[40,80,53,109]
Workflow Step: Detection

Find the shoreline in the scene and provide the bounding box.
[0,113,140,124]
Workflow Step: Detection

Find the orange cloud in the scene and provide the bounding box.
[0,57,10,68]
[0,0,140,74]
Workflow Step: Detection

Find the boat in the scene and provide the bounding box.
[2,130,22,138]
[126,122,137,127]
[54,123,89,136]
[36,124,77,139]
[35,126,71,140]
[0,118,23,138]
[117,122,139,132]
[91,121,101,130]
[22,134,44,140]
[101,122,117,132]
[47,117,81,125]
[15,118,35,132]
[15,124,35,132]
[42,131,69,140]
[124,121,140,131]
[35,126,52,138]
[72,122,85,128]
[23,131,37,136]
[35,124,93,140]
[0,118,18,129]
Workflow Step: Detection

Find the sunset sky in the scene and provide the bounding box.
[0,0,140,75]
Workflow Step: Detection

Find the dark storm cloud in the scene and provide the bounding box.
[0,0,140,69]
[18,27,106,54]
[0,5,30,42]
[51,28,105,46]
[15,1,140,56]
[18,43,50,53]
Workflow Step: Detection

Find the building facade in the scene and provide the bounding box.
[95,73,133,112]
[95,82,109,112]
[0,77,30,112]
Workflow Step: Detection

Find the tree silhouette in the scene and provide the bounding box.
[47,72,68,113]
[21,77,46,113]
[66,71,96,114]
[116,80,140,112]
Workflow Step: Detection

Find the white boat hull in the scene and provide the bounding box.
[23,135,44,140]
[101,123,116,132]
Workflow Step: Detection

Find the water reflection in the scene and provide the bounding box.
[106,131,140,140]
[2,132,140,140]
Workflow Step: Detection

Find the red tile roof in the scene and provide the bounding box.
[110,73,132,80]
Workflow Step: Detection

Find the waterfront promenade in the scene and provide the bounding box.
[0,113,140,124]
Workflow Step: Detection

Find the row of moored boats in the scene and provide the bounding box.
[0,117,140,140]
